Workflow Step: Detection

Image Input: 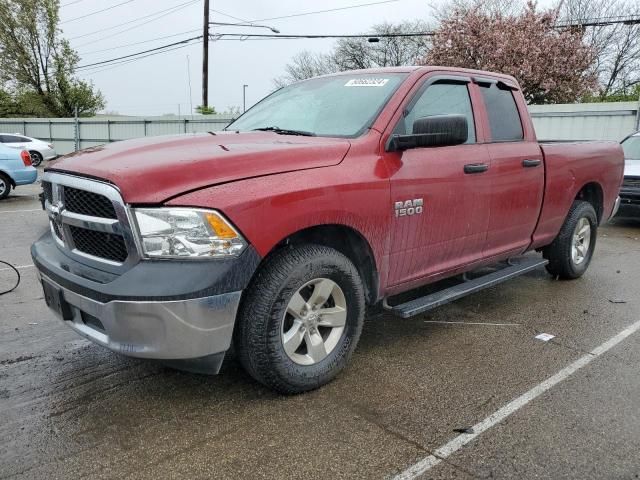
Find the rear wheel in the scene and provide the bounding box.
[234,244,365,394]
[543,200,597,279]
[29,151,43,167]
[0,174,11,200]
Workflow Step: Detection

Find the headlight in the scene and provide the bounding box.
[132,208,247,259]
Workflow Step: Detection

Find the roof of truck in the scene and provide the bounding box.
[315,65,519,85]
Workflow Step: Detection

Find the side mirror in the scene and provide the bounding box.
[387,114,468,151]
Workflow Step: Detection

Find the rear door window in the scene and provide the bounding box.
[1,135,25,143]
[480,84,524,142]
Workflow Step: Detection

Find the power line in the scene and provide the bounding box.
[77,31,432,71]
[68,0,199,42]
[211,0,402,24]
[78,29,201,55]
[86,43,200,75]
[211,9,250,23]
[61,0,134,25]
[61,0,90,6]
[76,36,202,70]
[556,15,640,27]
[74,14,640,74]
[79,42,199,74]
[210,32,436,40]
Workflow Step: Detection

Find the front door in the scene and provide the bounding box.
[385,77,492,286]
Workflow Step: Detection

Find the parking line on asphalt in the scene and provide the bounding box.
[393,318,640,480]
[0,209,42,214]
[0,264,34,272]
[423,321,521,326]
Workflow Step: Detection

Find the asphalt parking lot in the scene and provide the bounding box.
[2,179,640,480]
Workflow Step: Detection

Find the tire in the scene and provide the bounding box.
[543,200,598,280]
[29,151,43,167]
[234,244,365,394]
[0,174,11,200]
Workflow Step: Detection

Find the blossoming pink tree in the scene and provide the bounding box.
[424,2,598,104]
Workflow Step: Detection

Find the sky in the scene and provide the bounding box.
[60,0,552,116]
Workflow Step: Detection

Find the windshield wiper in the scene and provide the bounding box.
[252,126,315,137]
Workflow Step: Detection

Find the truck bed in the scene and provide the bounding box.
[531,140,624,249]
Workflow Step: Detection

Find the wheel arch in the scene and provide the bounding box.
[260,224,380,305]
[0,169,15,187]
[575,182,604,224]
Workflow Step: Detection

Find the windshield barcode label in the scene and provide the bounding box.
[344,78,389,87]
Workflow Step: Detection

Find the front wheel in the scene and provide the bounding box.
[234,244,365,394]
[543,200,598,279]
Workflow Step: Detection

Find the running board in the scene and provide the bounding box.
[383,256,548,319]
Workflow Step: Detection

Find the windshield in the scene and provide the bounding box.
[622,135,640,160]
[227,73,408,138]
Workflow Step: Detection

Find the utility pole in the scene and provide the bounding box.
[636,90,640,131]
[202,0,209,109]
[74,106,79,152]
[187,54,194,117]
[243,84,248,112]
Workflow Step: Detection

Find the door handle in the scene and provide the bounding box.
[522,159,542,168]
[464,163,489,174]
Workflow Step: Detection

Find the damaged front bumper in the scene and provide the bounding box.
[32,230,261,373]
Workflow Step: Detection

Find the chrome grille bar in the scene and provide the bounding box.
[42,172,140,274]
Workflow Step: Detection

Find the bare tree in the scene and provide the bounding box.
[431,0,525,19]
[275,20,432,87]
[557,0,640,97]
[274,51,338,88]
[333,21,432,70]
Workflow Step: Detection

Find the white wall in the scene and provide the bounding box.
[528,102,639,142]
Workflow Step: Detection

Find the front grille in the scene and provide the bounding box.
[69,225,128,263]
[42,181,53,203]
[63,186,117,219]
[622,176,640,189]
[44,173,134,268]
[52,220,63,241]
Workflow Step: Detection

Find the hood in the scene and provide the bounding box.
[624,159,640,178]
[47,132,351,203]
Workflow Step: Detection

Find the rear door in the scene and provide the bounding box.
[477,81,545,257]
[385,75,493,286]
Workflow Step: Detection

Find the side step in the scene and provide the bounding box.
[383,256,548,319]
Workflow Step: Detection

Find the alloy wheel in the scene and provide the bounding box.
[281,278,347,366]
[571,217,591,265]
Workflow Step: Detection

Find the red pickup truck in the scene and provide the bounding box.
[33,67,624,394]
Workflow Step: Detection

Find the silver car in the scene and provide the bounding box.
[619,132,640,216]
[0,133,57,167]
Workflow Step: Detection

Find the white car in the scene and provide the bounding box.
[619,131,640,216]
[0,133,57,167]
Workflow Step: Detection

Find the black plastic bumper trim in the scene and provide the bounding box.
[32,230,261,303]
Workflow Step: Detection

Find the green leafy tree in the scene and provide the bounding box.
[585,84,640,103]
[0,0,104,117]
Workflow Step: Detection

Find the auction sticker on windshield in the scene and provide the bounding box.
[345,78,389,87]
